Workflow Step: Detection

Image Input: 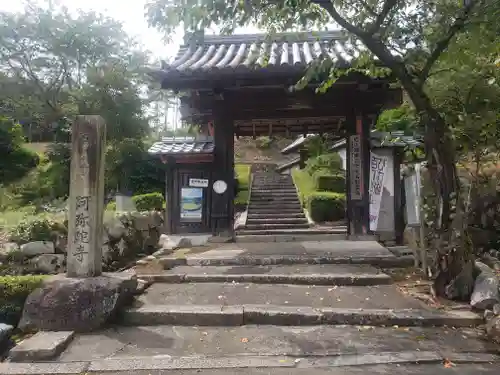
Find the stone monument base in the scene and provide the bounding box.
[19,272,137,333]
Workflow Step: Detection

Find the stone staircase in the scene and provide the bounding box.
[238,172,310,235]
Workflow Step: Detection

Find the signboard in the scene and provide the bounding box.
[369,153,389,231]
[404,163,422,227]
[189,178,209,188]
[349,135,362,200]
[180,187,203,221]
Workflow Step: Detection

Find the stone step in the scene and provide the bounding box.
[246,218,309,225]
[251,189,297,193]
[235,233,348,242]
[237,228,347,236]
[250,195,299,200]
[251,193,299,197]
[143,264,392,286]
[247,209,304,214]
[249,199,301,204]
[244,223,311,230]
[247,213,306,219]
[248,204,302,210]
[53,325,498,367]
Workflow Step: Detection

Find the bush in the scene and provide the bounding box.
[0,275,46,326]
[305,153,342,176]
[314,173,346,193]
[132,192,165,211]
[255,136,272,149]
[106,201,117,211]
[9,216,66,244]
[307,193,346,222]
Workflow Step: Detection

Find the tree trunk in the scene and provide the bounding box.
[423,113,475,300]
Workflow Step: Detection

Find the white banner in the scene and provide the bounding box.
[404,163,422,227]
[369,153,389,231]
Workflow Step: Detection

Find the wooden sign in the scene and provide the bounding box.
[349,135,362,200]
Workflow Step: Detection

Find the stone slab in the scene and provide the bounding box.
[88,355,295,372]
[65,365,500,375]
[148,264,391,286]
[9,331,74,362]
[123,305,244,326]
[57,325,497,361]
[138,283,427,310]
[0,361,87,374]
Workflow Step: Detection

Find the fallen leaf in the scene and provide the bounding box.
[336,298,342,302]
[202,332,208,336]
[320,297,324,301]
[305,292,310,295]
[443,359,454,368]
[241,337,249,343]
[279,359,287,363]
[415,335,426,340]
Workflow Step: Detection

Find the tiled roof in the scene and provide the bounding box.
[281,134,317,154]
[148,136,215,155]
[160,31,361,74]
[330,131,423,151]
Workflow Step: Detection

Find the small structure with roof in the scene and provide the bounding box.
[149,31,403,239]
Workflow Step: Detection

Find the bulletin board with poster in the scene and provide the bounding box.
[180,187,203,222]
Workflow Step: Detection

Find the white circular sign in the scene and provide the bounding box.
[213,180,227,194]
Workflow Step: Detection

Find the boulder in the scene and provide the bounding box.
[158,234,191,250]
[20,241,55,257]
[30,254,65,274]
[0,323,13,355]
[106,219,127,240]
[470,263,500,310]
[19,274,137,332]
[53,234,68,254]
[493,303,500,316]
[0,242,19,262]
[486,316,500,344]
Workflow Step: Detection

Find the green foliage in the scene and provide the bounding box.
[291,168,315,206]
[105,139,166,195]
[305,153,342,176]
[8,216,65,244]
[314,173,345,193]
[307,193,346,223]
[255,136,272,149]
[376,105,418,133]
[132,193,165,211]
[234,164,251,206]
[0,275,46,326]
[0,117,39,186]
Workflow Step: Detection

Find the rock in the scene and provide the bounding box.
[54,234,68,254]
[475,260,494,275]
[486,316,500,343]
[208,236,233,244]
[470,267,500,310]
[20,241,55,257]
[131,213,152,231]
[18,274,137,332]
[493,303,500,316]
[0,323,13,355]
[159,235,191,250]
[0,242,19,262]
[136,260,148,265]
[150,212,163,228]
[484,309,495,321]
[144,255,156,261]
[30,254,65,274]
[106,219,127,240]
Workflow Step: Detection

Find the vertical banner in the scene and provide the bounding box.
[404,163,422,227]
[349,135,362,200]
[369,153,389,231]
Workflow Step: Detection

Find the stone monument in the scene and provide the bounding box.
[67,115,106,277]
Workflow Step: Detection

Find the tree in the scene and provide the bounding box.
[145,0,498,297]
[0,0,151,141]
[0,117,38,186]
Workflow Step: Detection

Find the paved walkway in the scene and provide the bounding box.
[2,239,498,374]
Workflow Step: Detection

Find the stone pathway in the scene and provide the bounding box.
[2,240,499,374]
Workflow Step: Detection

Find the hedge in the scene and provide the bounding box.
[314,173,346,193]
[307,192,346,223]
[0,275,46,326]
[106,192,165,211]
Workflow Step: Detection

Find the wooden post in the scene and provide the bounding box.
[346,114,371,237]
[393,148,404,245]
[67,116,106,278]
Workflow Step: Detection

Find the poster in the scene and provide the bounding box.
[404,163,422,227]
[180,187,203,221]
[369,153,389,231]
[349,135,362,200]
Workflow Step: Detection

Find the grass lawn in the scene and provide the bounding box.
[234,163,251,205]
[292,168,315,206]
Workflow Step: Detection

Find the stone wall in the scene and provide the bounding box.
[0,212,164,275]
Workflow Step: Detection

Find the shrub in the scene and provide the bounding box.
[9,216,65,244]
[307,193,346,222]
[0,275,46,326]
[305,153,343,176]
[106,201,117,211]
[255,136,272,149]
[314,173,346,193]
[132,192,165,211]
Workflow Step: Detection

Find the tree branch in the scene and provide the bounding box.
[419,0,480,84]
[311,0,368,37]
[369,0,398,34]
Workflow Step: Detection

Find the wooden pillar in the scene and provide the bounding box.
[393,148,404,245]
[67,115,105,278]
[211,105,235,237]
[346,113,371,237]
[164,166,174,234]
